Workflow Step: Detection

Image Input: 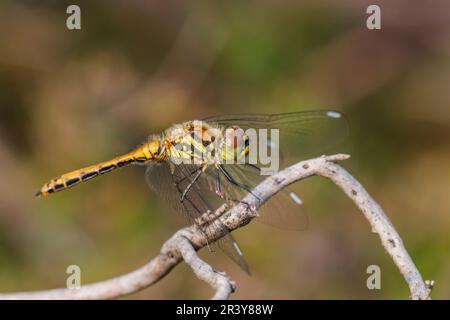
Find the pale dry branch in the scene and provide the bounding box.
[177,235,236,300]
[0,154,429,300]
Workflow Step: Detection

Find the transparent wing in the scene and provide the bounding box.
[205,110,348,168]
[220,163,309,230]
[145,162,250,274]
[145,162,187,218]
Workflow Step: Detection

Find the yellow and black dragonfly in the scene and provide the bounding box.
[36,110,348,274]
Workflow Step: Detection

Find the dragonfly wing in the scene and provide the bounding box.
[255,187,309,231]
[205,110,349,167]
[221,164,309,230]
[145,162,187,218]
[217,233,250,275]
[184,176,251,274]
[145,162,251,274]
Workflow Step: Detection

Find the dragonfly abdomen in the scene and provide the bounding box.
[36,140,163,197]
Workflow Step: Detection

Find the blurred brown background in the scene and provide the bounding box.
[1,0,450,299]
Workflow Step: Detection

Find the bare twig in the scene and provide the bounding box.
[177,235,236,300]
[0,154,429,300]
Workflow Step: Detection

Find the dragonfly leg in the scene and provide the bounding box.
[174,167,200,185]
[218,165,261,203]
[176,188,214,251]
[174,173,219,251]
[180,168,204,202]
[212,172,245,206]
[215,168,223,197]
[195,203,230,226]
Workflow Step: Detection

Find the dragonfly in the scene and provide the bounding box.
[35,110,348,274]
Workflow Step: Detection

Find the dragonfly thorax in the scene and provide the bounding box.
[163,121,248,166]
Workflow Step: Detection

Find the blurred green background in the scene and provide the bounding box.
[1,0,449,299]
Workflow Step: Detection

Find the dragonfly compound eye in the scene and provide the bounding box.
[225,127,245,149]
